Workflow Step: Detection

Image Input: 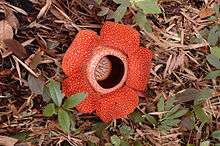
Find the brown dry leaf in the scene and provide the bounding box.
[29,51,43,69]
[5,8,20,31]
[28,74,45,95]
[175,88,200,104]
[199,7,214,19]
[3,39,27,59]
[0,20,13,40]
[37,0,52,19]
[0,135,18,146]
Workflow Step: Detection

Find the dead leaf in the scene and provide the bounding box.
[3,39,27,59]
[0,20,13,40]
[0,135,18,146]
[29,51,43,69]
[175,88,200,104]
[199,7,214,19]
[5,8,20,31]
[37,0,52,19]
[28,74,45,95]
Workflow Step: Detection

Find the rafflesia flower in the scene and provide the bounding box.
[62,21,153,122]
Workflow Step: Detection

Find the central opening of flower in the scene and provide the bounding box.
[87,47,128,94]
[96,55,125,89]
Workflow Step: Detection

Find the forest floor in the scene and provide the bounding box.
[0,0,220,146]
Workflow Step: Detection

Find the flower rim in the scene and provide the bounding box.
[86,46,128,94]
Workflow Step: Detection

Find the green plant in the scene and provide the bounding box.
[190,87,213,132]
[205,46,220,79]
[155,96,188,131]
[143,96,188,131]
[43,80,87,133]
[97,0,161,32]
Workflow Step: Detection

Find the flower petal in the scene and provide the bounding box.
[126,48,153,91]
[100,21,139,54]
[62,30,99,76]
[62,71,100,113]
[96,86,138,122]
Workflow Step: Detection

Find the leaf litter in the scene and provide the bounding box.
[0,0,220,145]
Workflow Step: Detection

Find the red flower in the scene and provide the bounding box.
[62,21,153,122]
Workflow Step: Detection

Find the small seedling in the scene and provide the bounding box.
[43,80,87,133]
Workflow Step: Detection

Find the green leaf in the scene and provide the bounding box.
[194,87,212,104]
[68,113,76,132]
[164,105,181,119]
[134,11,152,32]
[205,70,220,79]
[207,25,220,46]
[200,141,210,146]
[87,141,97,146]
[213,4,220,15]
[187,144,195,146]
[144,114,157,126]
[129,110,144,123]
[113,4,128,22]
[43,103,56,117]
[111,135,121,146]
[58,108,71,133]
[165,96,175,110]
[158,124,172,131]
[135,0,161,14]
[210,46,220,59]
[49,80,64,106]
[212,130,220,139]
[206,54,220,69]
[157,96,164,112]
[113,0,130,5]
[134,140,143,146]
[10,132,29,141]
[63,93,87,109]
[193,106,209,123]
[119,125,133,137]
[92,122,108,138]
[95,0,102,5]
[166,109,188,119]
[120,140,130,146]
[161,119,181,127]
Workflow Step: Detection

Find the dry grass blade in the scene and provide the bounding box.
[12,55,38,77]
[4,2,28,15]
[51,5,80,31]
[21,38,35,47]
[163,54,172,78]
[13,54,22,85]
[37,0,52,19]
